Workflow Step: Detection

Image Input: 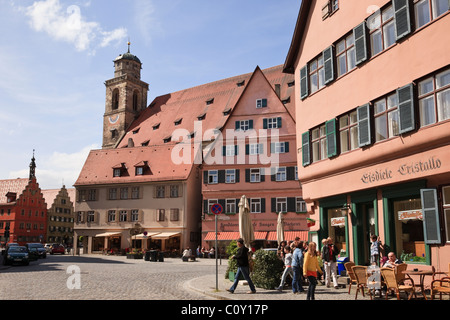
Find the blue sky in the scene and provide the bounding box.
[0,0,300,190]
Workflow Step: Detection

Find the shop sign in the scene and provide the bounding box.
[361,156,442,184]
[398,209,423,221]
[331,217,346,227]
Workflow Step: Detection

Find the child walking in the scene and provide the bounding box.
[276,246,293,291]
[303,242,323,300]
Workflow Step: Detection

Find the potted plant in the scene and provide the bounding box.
[126,248,143,259]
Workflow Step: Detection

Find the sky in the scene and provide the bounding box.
[0,0,301,190]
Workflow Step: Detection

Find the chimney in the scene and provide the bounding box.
[128,138,135,148]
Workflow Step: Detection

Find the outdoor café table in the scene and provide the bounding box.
[402,269,434,300]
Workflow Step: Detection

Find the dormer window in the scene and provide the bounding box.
[153,123,160,130]
[206,98,214,105]
[197,113,206,121]
[237,80,245,87]
[112,163,127,177]
[174,118,182,126]
[134,161,149,176]
[132,128,140,134]
[163,136,172,143]
[223,108,231,116]
[281,97,291,104]
[288,80,295,87]
[141,140,150,146]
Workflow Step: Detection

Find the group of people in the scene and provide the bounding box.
[195,246,217,259]
[370,234,404,268]
[275,237,341,300]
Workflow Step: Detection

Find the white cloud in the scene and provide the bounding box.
[24,0,127,53]
[9,144,98,189]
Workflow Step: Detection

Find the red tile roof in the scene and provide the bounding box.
[0,178,29,204]
[74,145,196,186]
[76,65,295,186]
[118,65,295,149]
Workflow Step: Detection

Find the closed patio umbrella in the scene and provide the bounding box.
[238,195,254,249]
[277,212,285,245]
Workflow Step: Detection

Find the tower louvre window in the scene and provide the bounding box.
[112,89,119,110]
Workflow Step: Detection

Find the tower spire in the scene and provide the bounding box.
[127,38,131,53]
[29,149,36,180]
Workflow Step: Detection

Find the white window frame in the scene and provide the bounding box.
[131,187,140,199]
[119,210,128,222]
[296,198,307,213]
[156,186,165,198]
[87,211,95,222]
[250,198,261,213]
[108,210,116,222]
[275,167,287,181]
[238,120,250,131]
[226,199,236,214]
[131,209,139,222]
[225,145,236,156]
[273,142,286,154]
[250,168,261,183]
[170,185,179,198]
[208,170,218,184]
[157,209,165,222]
[249,143,263,155]
[276,198,287,213]
[267,118,279,129]
[443,186,450,243]
[225,169,236,184]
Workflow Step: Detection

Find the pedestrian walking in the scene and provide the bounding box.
[227,238,256,294]
[303,242,323,300]
[322,237,339,289]
[276,246,293,291]
[291,241,305,294]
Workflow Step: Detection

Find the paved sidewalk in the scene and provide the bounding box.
[185,272,372,300]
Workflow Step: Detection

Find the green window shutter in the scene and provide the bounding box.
[325,119,338,157]
[277,117,282,128]
[249,120,254,130]
[235,169,240,183]
[203,171,208,184]
[420,189,442,244]
[323,46,335,84]
[301,131,311,166]
[393,0,412,41]
[270,142,275,154]
[300,65,309,100]
[287,167,295,181]
[271,198,276,213]
[357,104,372,147]
[353,22,368,65]
[203,200,208,213]
[261,198,266,213]
[397,83,415,134]
[245,169,250,182]
[260,168,265,182]
[234,145,239,156]
[222,146,226,156]
[245,144,249,155]
[218,199,226,209]
[218,170,225,183]
[262,99,268,107]
[235,121,240,130]
[287,197,296,213]
[284,142,289,153]
[263,118,268,129]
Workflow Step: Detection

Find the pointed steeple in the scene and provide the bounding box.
[29,149,36,180]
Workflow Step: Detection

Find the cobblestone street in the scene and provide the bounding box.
[0,254,223,300]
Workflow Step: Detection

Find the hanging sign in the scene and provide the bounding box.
[331,217,346,227]
[398,209,423,221]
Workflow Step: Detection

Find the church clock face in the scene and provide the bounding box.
[109,114,119,124]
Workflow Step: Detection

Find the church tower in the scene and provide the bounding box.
[102,44,149,149]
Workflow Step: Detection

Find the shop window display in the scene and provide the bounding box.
[394,198,425,262]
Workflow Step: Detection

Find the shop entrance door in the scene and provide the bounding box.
[354,203,375,266]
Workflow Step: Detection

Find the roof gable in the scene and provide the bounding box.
[0,178,29,204]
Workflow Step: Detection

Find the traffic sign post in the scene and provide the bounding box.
[211,203,223,291]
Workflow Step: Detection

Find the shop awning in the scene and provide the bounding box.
[95,232,122,237]
[204,231,268,241]
[204,232,240,241]
[133,232,161,239]
[151,232,181,240]
[267,231,308,242]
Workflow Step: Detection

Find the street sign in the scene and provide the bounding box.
[211,203,223,215]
